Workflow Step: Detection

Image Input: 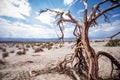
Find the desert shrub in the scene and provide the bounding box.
[2,52,9,58]
[41,44,46,48]
[10,50,14,53]
[18,47,22,50]
[16,45,19,48]
[0,59,5,65]
[42,42,54,49]
[105,39,120,47]
[48,46,52,50]
[16,51,26,55]
[25,48,29,51]
[0,46,3,50]
[54,46,58,49]
[48,42,54,46]
[67,41,73,44]
[36,43,42,46]
[2,48,6,52]
[94,40,105,42]
[34,48,44,53]
[26,44,30,48]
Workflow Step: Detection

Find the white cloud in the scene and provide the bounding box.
[0,18,57,38]
[36,11,56,26]
[112,14,120,18]
[64,0,73,5]
[64,27,74,38]
[0,0,31,19]
[36,8,64,26]
[0,18,11,26]
[89,20,120,38]
[64,0,78,10]
[77,9,84,14]
[0,17,75,38]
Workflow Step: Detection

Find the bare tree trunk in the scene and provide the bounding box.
[81,25,98,80]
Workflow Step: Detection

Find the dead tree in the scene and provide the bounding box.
[39,0,120,80]
[108,31,120,40]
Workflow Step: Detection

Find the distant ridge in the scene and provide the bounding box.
[0,38,75,42]
[0,37,112,42]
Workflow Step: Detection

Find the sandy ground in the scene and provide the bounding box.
[0,41,120,80]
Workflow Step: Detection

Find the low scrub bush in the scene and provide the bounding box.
[2,48,6,52]
[26,44,30,48]
[94,40,105,42]
[2,52,9,58]
[16,51,26,55]
[48,46,52,50]
[34,48,44,53]
[0,46,3,49]
[10,50,14,53]
[0,59,6,65]
[105,39,120,47]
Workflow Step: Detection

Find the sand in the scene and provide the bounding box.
[0,41,120,80]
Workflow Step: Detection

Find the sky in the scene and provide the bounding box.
[0,0,120,39]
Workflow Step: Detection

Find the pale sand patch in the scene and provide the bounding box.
[0,41,120,80]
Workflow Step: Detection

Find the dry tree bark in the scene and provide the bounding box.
[39,0,120,80]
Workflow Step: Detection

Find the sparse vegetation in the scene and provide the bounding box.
[34,47,44,53]
[0,59,6,65]
[36,43,41,46]
[0,46,3,49]
[94,40,105,42]
[10,50,14,53]
[16,51,26,55]
[2,52,9,58]
[105,39,120,47]
[16,45,19,48]
[2,48,6,52]
[26,44,30,48]
[41,44,46,48]
[48,46,52,50]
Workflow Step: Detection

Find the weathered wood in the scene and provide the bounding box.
[97,51,120,69]
[39,0,120,80]
[108,32,120,40]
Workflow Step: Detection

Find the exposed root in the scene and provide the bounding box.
[97,51,120,69]
[97,51,120,79]
[71,69,81,80]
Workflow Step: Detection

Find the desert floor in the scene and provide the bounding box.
[0,41,120,80]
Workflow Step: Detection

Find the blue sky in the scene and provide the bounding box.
[0,0,120,39]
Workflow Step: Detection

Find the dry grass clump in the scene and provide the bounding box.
[54,46,58,49]
[10,50,14,53]
[67,41,73,44]
[26,44,30,48]
[41,42,54,50]
[2,52,9,58]
[48,46,52,50]
[34,47,44,53]
[46,42,53,50]
[2,48,6,52]
[0,46,3,50]
[93,40,105,42]
[0,59,6,65]
[16,51,26,55]
[16,45,19,48]
[36,43,41,46]
[41,44,46,48]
